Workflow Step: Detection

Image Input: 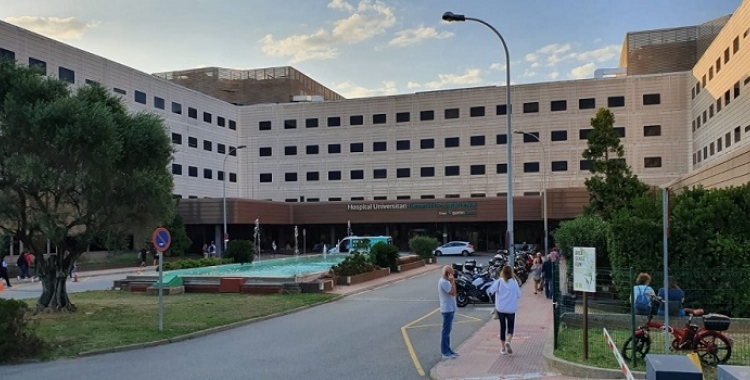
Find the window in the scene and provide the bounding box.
[551,161,568,172]
[188,107,197,119]
[154,96,165,110]
[229,146,237,156]
[710,105,714,118]
[284,119,297,129]
[717,137,723,152]
[396,196,411,200]
[734,81,741,98]
[203,140,212,151]
[218,171,224,181]
[470,136,485,146]
[373,169,387,179]
[579,129,593,140]
[0,48,14,61]
[579,98,596,109]
[113,88,126,95]
[328,171,342,181]
[351,197,365,201]
[644,157,662,168]
[171,133,182,144]
[444,108,459,119]
[188,166,198,177]
[373,141,387,151]
[307,172,319,181]
[26,58,47,75]
[702,75,707,88]
[608,96,625,107]
[260,173,272,183]
[396,112,410,122]
[643,94,661,105]
[203,169,212,179]
[285,173,298,182]
[551,100,567,112]
[692,120,696,132]
[580,160,593,171]
[327,117,341,127]
[724,48,730,64]
[496,134,507,145]
[59,66,75,83]
[523,132,540,143]
[470,106,485,117]
[396,168,410,178]
[733,37,739,54]
[420,139,435,149]
[259,147,272,157]
[350,115,364,125]
[470,165,485,175]
[131,90,146,104]
[420,167,435,177]
[373,114,387,124]
[692,87,696,100]
[709,67,714,80]
[188,137,198,148]
[396,140,410,150]
[523,102,539,113]
[328,144,341,154]
[171,164,182,175]
[524,162,539,173]
[551,130,567,141]
[172,102,182,114]
[259,121,272,130]
[735,126,741,143]
[306,145,319,155]
[218,144,226,154]
[203,112,212,123]
[717,58,722,73]
[445,194,460,199]
[229,120,236,130]
[350,170,364,180]
[717,98,722,113]
[703,110,707,124]
[696,81,701,94]
[218,117,226,127]
[373,196,387,201]
[421,195,435,199]
[643,125,661,137]
[420,110,434,121]
[470,193,486,198]
[726,132,732,148]
[496,104,508,115]
[614,127,626,138]
[284,146,297,156]
[285,199,298,203]
[329,198,342,202]
[444,137,459,148]
[703,147,708,159]
[693,153,697,166]
[445,166,460,176]
[350,143,364,153]
[725,90,731,105]
[306,118,319,128]
[496,164,507,174]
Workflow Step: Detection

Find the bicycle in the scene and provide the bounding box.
[621,296,733,367]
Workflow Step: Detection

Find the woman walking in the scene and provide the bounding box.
[489,265,522,355]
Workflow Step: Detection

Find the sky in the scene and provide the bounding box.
[0,0,743,99]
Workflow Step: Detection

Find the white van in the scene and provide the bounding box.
[328,236,393,254]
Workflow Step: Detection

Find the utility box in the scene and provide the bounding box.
[718,365,750,380]
[646,354,702,380]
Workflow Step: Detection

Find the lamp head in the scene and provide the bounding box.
[442,12,465,22]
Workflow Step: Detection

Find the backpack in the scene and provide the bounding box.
[634,286,652,313]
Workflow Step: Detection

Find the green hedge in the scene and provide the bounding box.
[162,258,233,271]
[370,242,399,272]
[331,252,375,277]
[408,236,440,260]
[0,299,45,363]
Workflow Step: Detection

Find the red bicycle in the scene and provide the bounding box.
[622,297,733,366]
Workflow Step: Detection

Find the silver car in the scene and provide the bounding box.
[433,241,475,256]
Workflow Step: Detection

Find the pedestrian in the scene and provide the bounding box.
[549,247,559,262]
[208,241,216,258]
[139,247,148,267]
[25,252,36,280]
[272,241,277,257]
[151,247,159,266]
[17,251,29,280]
[657,276,685,317]
[488,265,522,355]
[202,244,209,258]
[438,265,458,360]
[531,253,543,295]
[1,255,12,288]
[632,272,655,316]
[542,255,553,299]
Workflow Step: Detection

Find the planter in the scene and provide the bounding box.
[337,267,390,286]
[398,259,426,272]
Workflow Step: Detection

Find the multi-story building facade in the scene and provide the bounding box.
[1,0,749,253]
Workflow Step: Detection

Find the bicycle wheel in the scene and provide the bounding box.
[622,335,650,361]
[692,331,732,366]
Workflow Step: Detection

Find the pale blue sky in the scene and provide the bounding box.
[0,0,742,98]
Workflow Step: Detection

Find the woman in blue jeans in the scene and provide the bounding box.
[489,265,522,355]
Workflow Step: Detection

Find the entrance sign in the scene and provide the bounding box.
[573,246,596,293]
[152,227,172,252]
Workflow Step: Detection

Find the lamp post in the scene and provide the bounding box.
[443,12,514,260]
[514,130,548,256]
[222,144,247,253]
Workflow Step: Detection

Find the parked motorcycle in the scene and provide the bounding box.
[456,266,497,307]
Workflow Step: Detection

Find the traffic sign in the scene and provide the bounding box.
[152,227,172,252]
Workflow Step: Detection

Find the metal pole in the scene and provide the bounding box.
[222,152,230,253]
[158,250,163,332]
[663,188,669,353]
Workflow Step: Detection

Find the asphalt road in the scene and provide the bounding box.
[0,254,497,380]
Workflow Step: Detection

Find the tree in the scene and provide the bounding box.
[582,108,649,220]
[224,240,255,264]
[164,205,192,256]
[0,61,174,312]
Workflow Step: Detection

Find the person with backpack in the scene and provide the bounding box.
[632,272,656,315]
[17,251,30,280]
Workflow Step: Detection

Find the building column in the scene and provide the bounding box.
[214,225,223,256]
[330,226,336,245]
[442,224,448,245]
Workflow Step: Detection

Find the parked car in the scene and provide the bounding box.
[433,241,475,256]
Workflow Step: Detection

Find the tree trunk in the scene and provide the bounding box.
[36,255,76,313]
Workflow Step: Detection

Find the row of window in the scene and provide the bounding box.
[171,164,237,182]
[692,79,745,132]
[692,34,743,99]
[282,193,535,202]
[256,95,663,130]
[0,47,237,130]
[693,125,750,165]
[171,133,239,155]
[255,157,663,183]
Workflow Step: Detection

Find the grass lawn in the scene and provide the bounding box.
[29,290,336,360]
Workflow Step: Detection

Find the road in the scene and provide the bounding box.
[0,273,128,300]
[0,255,497,379]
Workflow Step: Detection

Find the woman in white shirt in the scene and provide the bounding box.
[488,265,522,355]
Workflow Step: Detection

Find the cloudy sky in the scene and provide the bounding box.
[0,0,742,98]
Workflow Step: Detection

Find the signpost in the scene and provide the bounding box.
[574,246,596,359]
[152,227,171,332]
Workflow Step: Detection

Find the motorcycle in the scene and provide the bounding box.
[456,266,497,307]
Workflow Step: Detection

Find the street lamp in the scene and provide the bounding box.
[443,12,515,261]
[222,144,247,253]
[514,130,548,257]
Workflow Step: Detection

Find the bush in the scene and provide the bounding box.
[331,252,375,277]
[224,240,255,264]
[162,258,233,271]
[553,215,610,267]
[0,299,45,363]
[370,242,400,272]
[409,236,440,260]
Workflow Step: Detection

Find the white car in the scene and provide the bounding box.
[433,241,475,256]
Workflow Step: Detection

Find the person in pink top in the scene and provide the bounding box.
[488,265,522,355]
